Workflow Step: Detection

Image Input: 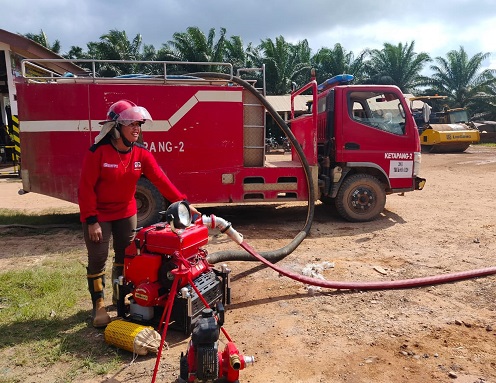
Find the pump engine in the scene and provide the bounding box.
[115,202,231,334]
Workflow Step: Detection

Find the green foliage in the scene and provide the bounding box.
[474,81,496,120]
[23,29,61,54]
[365,41,431,93]
[161,26,229,73]
[422,47,496,117]
[251,36,311,95]
[89,29,145,76]
[0,237,123,381]
[311,43,369,84]
[22,26,496,114]
[0,209,79,226]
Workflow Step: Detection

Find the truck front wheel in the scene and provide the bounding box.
[335,174,386,222]
[135,177,168,228]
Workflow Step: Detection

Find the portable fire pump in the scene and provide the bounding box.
[179,308,255,383]
[113,201,254,383]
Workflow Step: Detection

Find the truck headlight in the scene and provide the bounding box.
[413,152,421,176]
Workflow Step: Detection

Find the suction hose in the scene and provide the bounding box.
[203,214,496,290]
[190,72,315,265]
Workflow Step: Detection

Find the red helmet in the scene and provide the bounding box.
[100,99,152,125]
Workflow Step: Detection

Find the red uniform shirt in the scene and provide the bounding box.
[78,142,186,223]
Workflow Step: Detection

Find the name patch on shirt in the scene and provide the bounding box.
[103,162,118,168]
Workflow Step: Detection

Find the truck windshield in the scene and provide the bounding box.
[349,91,406,135]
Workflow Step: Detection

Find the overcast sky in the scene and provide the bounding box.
[2,0,496,71]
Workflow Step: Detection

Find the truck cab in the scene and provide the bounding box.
[290,74,425,221]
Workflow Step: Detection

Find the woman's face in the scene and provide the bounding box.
[121,121,141,143]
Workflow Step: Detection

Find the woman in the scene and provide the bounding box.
[78,99,198,328]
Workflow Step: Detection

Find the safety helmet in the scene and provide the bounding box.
[94,100,153,145]
[99,99,153,126]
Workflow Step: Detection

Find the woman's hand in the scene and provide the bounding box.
[88,222,103,242]
[189,205,201,221]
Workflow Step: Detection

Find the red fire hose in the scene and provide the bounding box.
[240,241,496,290]
[203,215,496,290]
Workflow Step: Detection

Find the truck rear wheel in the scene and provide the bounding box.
[135,177,168,228]
[335,174,386,222]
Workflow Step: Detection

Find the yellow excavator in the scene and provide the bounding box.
[410,95,480,153]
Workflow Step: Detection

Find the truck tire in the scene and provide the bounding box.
[135,177,168,228]
[335,174,386,222]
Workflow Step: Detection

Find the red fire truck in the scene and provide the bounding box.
[16,59,425,225]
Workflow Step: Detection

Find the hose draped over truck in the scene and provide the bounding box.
[188,72,316,265]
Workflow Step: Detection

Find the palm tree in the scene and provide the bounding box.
[251,36,311,95]
[162,27,228,73]
[87,30,145,76]
[135,44,159,74]
[224,35,248,73]
[366,41,431,92]
[311,43,369,84]
[64,46,87,60]
[425,46,495,113]
[23,30,61,54]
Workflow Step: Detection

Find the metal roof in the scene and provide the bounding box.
[404,93,429,110]
[265,95,313,113]
[0,29,83,75]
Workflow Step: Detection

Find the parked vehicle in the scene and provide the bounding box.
[16,60,425,224]
[410,95,480,153]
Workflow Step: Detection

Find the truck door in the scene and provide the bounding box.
[335,88,418,190]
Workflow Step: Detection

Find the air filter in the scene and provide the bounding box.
[104,319,161,355]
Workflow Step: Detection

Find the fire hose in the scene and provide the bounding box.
[203,214,496,290]
[190,72,315,265]
[193,72,496,289]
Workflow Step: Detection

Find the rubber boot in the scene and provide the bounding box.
[87,272,111,328]
[111,263,124,306]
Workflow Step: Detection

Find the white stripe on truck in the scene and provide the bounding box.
[20,90,242,133]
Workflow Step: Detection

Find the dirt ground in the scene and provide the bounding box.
[0,146,495,383]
